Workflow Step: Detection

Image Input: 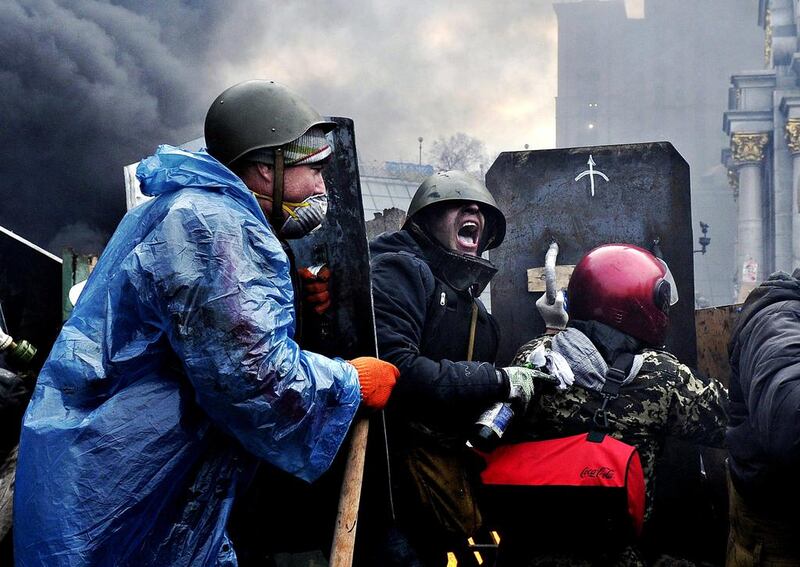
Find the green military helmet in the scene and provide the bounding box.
[405,170,507,250]
[204,80,336,165]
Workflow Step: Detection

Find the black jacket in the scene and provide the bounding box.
[370,229,507,444]
[728,270,800,509]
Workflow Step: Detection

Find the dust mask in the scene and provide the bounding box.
[252,192,327,239]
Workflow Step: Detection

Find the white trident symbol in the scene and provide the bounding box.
[574,154,609,197]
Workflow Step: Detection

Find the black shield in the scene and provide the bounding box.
[288,116,378,360]
[486,142,695,367]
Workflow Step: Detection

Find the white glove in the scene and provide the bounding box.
[536,290,568,331]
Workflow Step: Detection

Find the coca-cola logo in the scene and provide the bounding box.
[580,466,615,479]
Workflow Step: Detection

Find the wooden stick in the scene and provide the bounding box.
[329,417,370,567]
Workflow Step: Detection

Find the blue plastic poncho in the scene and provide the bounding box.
[14,146,361,566]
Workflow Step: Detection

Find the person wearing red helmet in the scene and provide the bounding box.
[508,243,727,565]
[566,243,677,346]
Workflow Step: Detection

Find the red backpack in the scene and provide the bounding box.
[479,353,646,554]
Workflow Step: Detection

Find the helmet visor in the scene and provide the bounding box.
[657,258,679,306]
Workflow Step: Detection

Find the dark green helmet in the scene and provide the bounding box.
[404,170,506,250]
[204,80,336,165]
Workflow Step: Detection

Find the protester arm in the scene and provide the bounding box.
[665,361,728,448]
[139,201,360,482]
[370,253,507,412]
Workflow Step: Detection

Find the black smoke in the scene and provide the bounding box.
[0,1,242,253]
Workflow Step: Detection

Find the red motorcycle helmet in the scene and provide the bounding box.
[567,244,678,346]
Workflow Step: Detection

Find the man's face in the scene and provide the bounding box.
[282,163,328,203]
[246,162,327,219]
[426,202,485,256]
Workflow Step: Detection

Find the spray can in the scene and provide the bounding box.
[467,402,514,452]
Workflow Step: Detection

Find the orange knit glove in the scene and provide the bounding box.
[298,266,332,315]
[349,356,399,410]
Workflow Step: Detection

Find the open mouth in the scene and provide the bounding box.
[457,221,480,251]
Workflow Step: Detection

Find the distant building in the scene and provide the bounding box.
[358,161,427,222]
[722,0,800,300]
[554,0,763,305]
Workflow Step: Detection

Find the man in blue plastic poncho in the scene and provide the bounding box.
[13,80,399,567]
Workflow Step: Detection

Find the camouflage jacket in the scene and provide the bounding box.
[511,335,728,519]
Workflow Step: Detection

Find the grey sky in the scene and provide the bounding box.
[215,1,559,162]
[0,0,559,249]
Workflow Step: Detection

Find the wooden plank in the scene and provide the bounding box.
[527,265,575,293]
[695,304,741,389]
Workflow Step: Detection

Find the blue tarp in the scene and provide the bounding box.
[14,146,361,566]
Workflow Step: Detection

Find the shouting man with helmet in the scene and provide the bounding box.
[365,171,553,566]
[14,80,398,566]
[505,243,727,565]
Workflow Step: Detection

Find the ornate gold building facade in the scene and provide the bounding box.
[724,0,800,298]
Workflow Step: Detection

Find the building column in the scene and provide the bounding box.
[727,167,740,297]
[785,119,800,268]
[731,132,769,285]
